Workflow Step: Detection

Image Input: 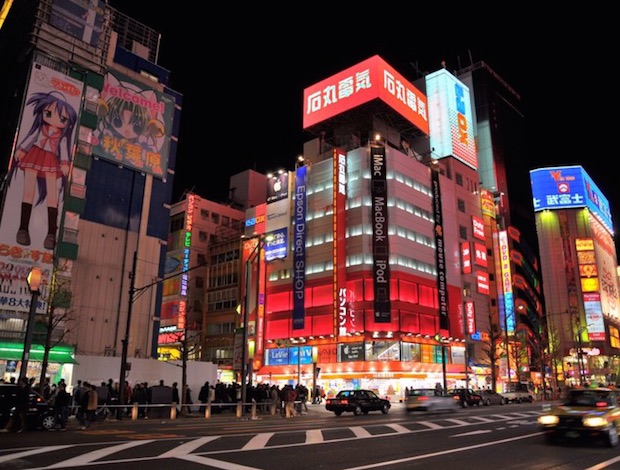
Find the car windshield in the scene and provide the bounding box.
[564,390,616,407]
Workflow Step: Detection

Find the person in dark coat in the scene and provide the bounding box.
[15,376,31,433]
[53,382,71,430]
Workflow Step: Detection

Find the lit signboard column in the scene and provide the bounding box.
[333,149,351,337]
[431,167,449,331]
[371,146,391,323]
[293,165,308,330]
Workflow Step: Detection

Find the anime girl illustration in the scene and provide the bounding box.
[94,73,166,174]
[12,91,78,250]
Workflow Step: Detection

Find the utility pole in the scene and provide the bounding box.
[118,251,137,418]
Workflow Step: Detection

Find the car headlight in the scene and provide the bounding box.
[583,416,608,427]
[538,415,559,425]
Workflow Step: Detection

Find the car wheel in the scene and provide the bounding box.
[516,398,522,404]
[484,399,491,406]
[353,405,363,416]
[605,426,619,447]
[461,401,468,408]
[381,404,389,414]
[41,413,56,430]
[334,411,342,416]
[500,398,506,405]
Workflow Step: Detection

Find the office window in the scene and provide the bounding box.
[457,199,466,213]
[459,225,467,240]
[200,209,209,219]
[455,173,463,186]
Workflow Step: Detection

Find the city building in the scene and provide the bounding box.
[159,192,244,367]
[0,1,181,386]
[531,165,620,388]
[232,56,500,399]
[457,61,544,391]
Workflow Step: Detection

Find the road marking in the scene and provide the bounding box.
[306,429,324,444]
[45,440,154,468]
[0,445,72,465]
[341,432,543,470]
[178,453,262,469]
[242,432,274,450]
[444,419,469,426]
[418,421,443,429]
[159,436,220,457]
[451,429,492,437]
[386,423,410,433]
[351,426,372,437]
[470,416,494,422]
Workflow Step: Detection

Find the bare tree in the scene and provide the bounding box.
[37,275,75,390]
[481,311,503,392]
[164,328,201,416]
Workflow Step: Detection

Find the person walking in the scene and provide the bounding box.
[81,383,98,429]
[172,382,180,415]
[15,376,31,433]
[53,382,71,430]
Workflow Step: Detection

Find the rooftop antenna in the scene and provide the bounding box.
[409,60,424,79]
[467,49,474,66]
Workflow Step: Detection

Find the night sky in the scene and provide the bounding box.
[107,3,617,241]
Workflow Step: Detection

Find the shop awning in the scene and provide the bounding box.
[0,341,78,364]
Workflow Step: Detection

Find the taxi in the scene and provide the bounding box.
[537,386,620,447]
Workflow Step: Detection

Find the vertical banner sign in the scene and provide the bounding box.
[293,166,308,329]
[0,61,84,314]
[333,150,350,337]
[498,230,515,332]
[257,245,266,356]
[431,168,449,330]
[371,146,391,323]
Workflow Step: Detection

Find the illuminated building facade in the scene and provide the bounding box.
[532,166,620,387]
[235,57,500,398]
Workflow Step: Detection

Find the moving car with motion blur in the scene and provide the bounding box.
[405,388,459,413]
[325,389,391,416]
[537,386,620,447]
[479,389,507,406]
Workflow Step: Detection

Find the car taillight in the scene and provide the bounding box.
[419,396,429,402]
[341,399,349,405]
[595,401,609,407]
[453,396,460,401]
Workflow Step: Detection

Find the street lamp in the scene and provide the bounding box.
[20,266,42,379]
[434,332,449,391]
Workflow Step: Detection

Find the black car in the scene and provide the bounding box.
[325,389,391,416]
[0,383,57,431]
[449,388,483,408]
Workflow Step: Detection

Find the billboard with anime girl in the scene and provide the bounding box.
[0,61,83,313]
[92,71,174,179]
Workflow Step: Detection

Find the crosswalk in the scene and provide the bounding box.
[0,410,542,469]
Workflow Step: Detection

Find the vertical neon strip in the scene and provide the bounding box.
[293,166,307,329]
[334,150,348,337]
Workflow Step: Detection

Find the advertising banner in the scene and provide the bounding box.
[0,61,84,313]
[431,168,449,330]
[333,150,351,336]
[293,166,307,330]
[93,71,174,179]
[49,0,105,48]
[425,69,477,170]
[370,146,391,323]
[303,55,429,135]
[530,166,613,233]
